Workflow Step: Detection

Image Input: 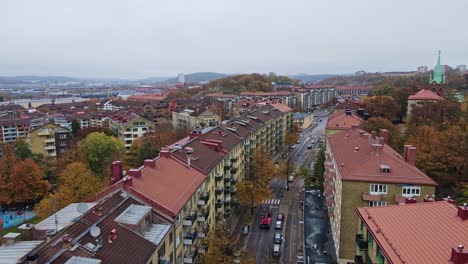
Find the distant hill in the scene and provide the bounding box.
[205,73,295,94]
[289,74,338,83]
[165,72,227,84]
[0,75,80,84]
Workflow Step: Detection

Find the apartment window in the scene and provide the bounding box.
[369,201,387,207]
[369,184,387,194]
[175,214,181,227]
[158,241,166,259]
[175,233,181,248]
[377,246,385,264]
[59,142,67,146]
[402,186,421,197]
[133,128,138,132]
[58,134,67,139]
[169,230,173,245]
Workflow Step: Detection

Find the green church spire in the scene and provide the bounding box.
[430,50,445,84]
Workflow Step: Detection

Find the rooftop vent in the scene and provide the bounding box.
[450,245,468,264]
[354,146,359,152]
[226,127,237,132]
[185,147,194,154]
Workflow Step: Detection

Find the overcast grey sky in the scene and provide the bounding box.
[1,0,467,79]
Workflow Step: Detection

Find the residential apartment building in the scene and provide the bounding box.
[407,88,444,118]
[323,128,437,263]
[239,91,297,110]
[296,87,338,112]
[87,103,293,264]
[335,85,374,96]
[293,112,314,131]
[109,113,154,149]
[354,201,467,264]
[28,123,71,158]
[325,109,364,135]
[17,190,173,264]
[0,113,47,143]
[172,108,221,130]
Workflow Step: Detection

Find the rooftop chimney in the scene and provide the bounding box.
[189,130,203,140]
[450,245,468,264]
[111,161,122,184]
[160,148,171,158]
[371,131,377,140]
[128,168,141,178]
[380,129,389,144]
[404,145,417,165]
[144,159,156,168]
[457,203,468,220]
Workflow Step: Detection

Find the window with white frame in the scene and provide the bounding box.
[369,201,387,207]
[369,184,388,194]
[402,186,421,197]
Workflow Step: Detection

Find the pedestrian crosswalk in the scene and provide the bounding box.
[262,199,281,205]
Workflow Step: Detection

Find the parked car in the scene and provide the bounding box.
[296,139,301,144]
[272,244,281,257]
[307,144,313,149]
[242,224,249,236]
[274,232,282,244]
[275,220,283,230]
[277,213,284,221]
[288,175,294,182]
[290,145,296,149]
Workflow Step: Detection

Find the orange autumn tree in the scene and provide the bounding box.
[10,159,49,203]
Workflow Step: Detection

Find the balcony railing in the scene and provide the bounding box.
[224,197,232,206]
[183,248,198,264]
[215,187,223,195]
[197,192,210,206]
[183,212,197,226]
[183,230,197,245]
[224,163,232,170]
[215,199,223,208]
[224,208,231,217]
[197,209,209,222]
[197,226,208,238]
[230,157,238,163]
[197,242,208,254]
[230,168,238,174]
[355,234,368,251]
[230,188,237,195]
[362,193,382,201]
[215,173,223,181]
[231,177,238,185]
[224,175,232,184]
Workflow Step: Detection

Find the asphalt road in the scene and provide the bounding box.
[244,110,333,264]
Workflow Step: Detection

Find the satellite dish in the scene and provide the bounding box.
[76,203,88,214]
[90,226,101,238]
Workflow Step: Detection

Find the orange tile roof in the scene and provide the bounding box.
[240,91,293,96]
[408,89,445,100]
[356,202,468,264]
[327,129,437,185]
[326,110,363,130]
[258,102,293,113]
[130,156,206,217]
[128,94,166,101]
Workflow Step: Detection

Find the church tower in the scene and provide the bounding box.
[429,50,445,94]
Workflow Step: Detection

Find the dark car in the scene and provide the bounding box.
[272,244,281,257]
[274,232,282,244]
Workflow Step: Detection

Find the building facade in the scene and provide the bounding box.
[323,128,437,263]
[109,114,154,150]
[28,123,72,158]
[172,108,221,130]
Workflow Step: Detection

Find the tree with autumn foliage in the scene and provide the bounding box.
[362,96,400,121]
[237,147,279,214]
[9,159,50,203]
[35,162,104,219]
[203,223,255,264]
[125,138,159,168]
[0,144,17,203]
[363,117,403,153]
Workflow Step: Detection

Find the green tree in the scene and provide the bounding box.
[71,119,81,137]
[363,96,400,121]
[125,139,159,168]
[14,138,32,160]
[313,145,326,190]
[371,83,395,96]
[79,132,124,177]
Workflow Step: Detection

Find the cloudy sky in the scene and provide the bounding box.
[1,0,467,78]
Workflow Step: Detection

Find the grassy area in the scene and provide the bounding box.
[1,216,41,235]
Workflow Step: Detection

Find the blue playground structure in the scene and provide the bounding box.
[1,209,36,230]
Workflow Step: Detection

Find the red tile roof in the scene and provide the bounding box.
[327,129,437,185]
[205,93,237,98]
[128,94,166,101]
[261,102,292,113]
[326,110,363,130]
[130,156,206,217]
[408,89,445,100]
[356,202,468,264]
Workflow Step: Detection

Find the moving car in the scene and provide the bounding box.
[260,210,272,229]
[274,232,282,244]
[272,244,281,257]
[275,220,283,230]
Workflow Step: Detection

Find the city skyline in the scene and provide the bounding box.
[1,0,468,78]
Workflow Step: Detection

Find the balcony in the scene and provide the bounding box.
[197,192,210,206]
[44,145,56,150]
[224,163,232,170]
[197,209,209,222]
[224,197,232,207]
[224,186,231,194]
[183,230,197,245]
[197,242,208,254]
[395,195,417,204]
[231,177,238,185]
[362,193,382,201]
[354,255,364,264]
[355,234,368,251]
[224,208,232,217]
[44,138,55,143]
[230,157,238,163]
[183,248,198,264]
[215,173,223,181]
[197,226,208,238]
[224,175,232,184]
[215,188,223,195]
[215,199,223,208]
[183,212,197,226]
[230,188,237,195]
[230,168,238,174]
